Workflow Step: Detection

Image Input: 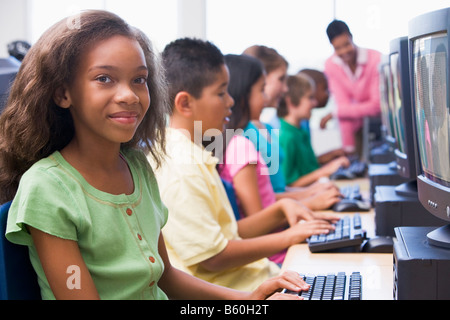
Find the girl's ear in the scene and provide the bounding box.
[173,91,194,117]
[53,86,72,109]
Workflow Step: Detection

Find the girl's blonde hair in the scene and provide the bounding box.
[242,45,288,74]
[0,10,169,203]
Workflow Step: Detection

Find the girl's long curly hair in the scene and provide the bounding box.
[0,10,170,203]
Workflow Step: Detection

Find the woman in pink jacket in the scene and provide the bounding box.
[323,20,381,155]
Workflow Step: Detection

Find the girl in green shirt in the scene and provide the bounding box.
[0,10,307,300]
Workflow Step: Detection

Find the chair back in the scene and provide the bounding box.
[0,201,41,300]
[221,179,242,221]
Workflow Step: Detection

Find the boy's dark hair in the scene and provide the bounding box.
[326,20,352,43]
[162,38,225,108]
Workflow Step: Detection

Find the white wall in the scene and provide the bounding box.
[0,0,29,57]
[1,0,449,64]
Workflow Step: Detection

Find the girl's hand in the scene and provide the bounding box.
[311,210,341,224]
[279,198,315,226]
[247,271,309,300]
[285,219,335,244]
[301,187,342,211]
[323,156,351,176]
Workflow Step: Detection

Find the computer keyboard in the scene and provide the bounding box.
[308,214,366,252]
[331,160,367,180]
[339,184,362,200]
[348,160,367,177]
[283,272,362,300]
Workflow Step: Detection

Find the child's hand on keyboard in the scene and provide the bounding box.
[285,219,336,244]
[310,210,341,224]
[322,156,351,176]
[300,186,342,211]
[248,270,309,300]
[279,198,315,226]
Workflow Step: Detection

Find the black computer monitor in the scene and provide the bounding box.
[0,58,20,114]
[409,7,450,249]
[379,55,397,149]
[389,36,421,196]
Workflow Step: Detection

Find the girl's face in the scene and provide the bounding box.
[264,65,288,108]
[249,75,267,120]
[59,35,150,147]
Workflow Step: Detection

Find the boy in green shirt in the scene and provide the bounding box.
[278,74,349,187]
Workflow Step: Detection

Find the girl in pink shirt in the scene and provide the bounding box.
[219,54,339,264]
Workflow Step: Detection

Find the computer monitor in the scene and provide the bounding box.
[379,54,397,149]
[409,7,450,249]
[0,58,20,114]
[389,36,421,196]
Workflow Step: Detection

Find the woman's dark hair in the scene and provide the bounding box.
[326,20,352,43]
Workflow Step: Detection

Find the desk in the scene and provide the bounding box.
[281,245,393,300]
[281,178,394,300]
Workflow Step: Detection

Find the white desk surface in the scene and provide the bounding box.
[281,177,394,300]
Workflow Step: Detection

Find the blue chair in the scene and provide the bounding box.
[0,201,41,300]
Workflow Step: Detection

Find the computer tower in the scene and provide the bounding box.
[369,143,396,164]
[394,227,450,299]
[369,163,409,204]
[374,185,447,237]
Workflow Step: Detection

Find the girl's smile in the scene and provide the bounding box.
[108,111,140,125]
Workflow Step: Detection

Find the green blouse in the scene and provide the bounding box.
[6,149,168,300]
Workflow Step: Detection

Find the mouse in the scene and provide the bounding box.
[332,199,371,212]
[361,236,394,253]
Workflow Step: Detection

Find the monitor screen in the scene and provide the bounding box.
[380,64,392,138]
[380,60,397,146]
[390,53,407,154]
[413,32,450,188]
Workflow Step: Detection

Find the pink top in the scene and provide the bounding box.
[219,134,276,210]
[324,47,382,151]
[219,135,286,264]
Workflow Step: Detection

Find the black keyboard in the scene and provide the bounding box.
[283,272,362,300]
[339,184,362,200]
[308,214,366,253]
[331,160,367,180]
[348,160,367,177]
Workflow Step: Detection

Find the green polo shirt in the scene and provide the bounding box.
[6,149,168,300]
[279,118,320,185]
